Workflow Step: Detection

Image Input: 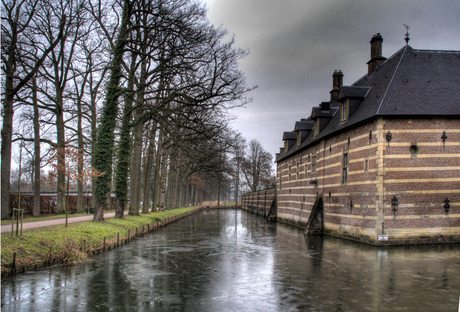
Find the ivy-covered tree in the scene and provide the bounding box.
[91,0,131,221]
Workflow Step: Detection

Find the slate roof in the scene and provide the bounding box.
[282,131,297,140]
[340,86,370,98]
[294,120,314,131]
[311,107,334,118]
[276,44,460,163]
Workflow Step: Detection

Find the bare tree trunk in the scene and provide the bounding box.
[129,112,143,215]
[159,149,168,210]
[129,56,147,215]
[56,93,66,214]
[178,175,186,208]
[142,123,157,213]
[1,92,13,219]
[152,129,163,211]
[173,167,179,209]
[91,89,97,211]
[165,162,172,210]
[77,86,84,213]
[33,78,41,217]
[1,0,64,220]
[185,179,191,207]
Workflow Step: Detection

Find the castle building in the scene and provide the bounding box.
[274,34,460,245]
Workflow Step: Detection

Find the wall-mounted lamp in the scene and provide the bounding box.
[386,131,392,147]
[441,131,447,148]
[391,196,398,217]
[350,200,354,213]
[444,198,450,215]
[310,179,317,185]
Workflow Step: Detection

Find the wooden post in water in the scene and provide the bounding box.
[103,236,106,251]
[128,230,130,242]
[117,233,119,247]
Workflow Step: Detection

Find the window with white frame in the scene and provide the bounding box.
[340,99,348,122]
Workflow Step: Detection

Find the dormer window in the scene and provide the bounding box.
[284,140,288,153]
[340,99,349,122]
[297,132,301,146]
[314,119,319,136]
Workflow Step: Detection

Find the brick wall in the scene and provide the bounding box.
[241,188,276,217]
[276,117,460,245]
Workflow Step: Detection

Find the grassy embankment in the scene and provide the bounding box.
[1,207,202,276]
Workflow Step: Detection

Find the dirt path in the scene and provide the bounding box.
[0,211,128,233]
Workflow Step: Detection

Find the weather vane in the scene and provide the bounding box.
[403,24,410,44]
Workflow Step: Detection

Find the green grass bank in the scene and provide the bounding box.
[1,207,203,276]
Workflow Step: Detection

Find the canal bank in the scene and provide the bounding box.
[2,209,459,311]
[1,206,204,277]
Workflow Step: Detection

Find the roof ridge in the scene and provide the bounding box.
[412,48,460,54]
[376,45,408,115]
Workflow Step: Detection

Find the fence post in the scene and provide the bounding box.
[117,233,119,247]
[12,252,16,273]
[128,230,130,242]
[103,236,106,251]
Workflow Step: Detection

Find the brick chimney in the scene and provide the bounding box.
[330,70,343,102]
[367,33,386,76]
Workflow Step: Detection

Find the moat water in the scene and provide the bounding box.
[2,209,460,311]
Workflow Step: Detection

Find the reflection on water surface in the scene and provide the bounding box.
[2,209,460,311]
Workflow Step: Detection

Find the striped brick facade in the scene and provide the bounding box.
[276,117,460,245]
[241,188,276,218]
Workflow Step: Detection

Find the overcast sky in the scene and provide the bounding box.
[203,0,460,163]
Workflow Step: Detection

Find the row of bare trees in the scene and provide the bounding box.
[2,0,273,221]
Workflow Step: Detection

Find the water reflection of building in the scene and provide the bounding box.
[273,223,460,311]
[274,34,460,245]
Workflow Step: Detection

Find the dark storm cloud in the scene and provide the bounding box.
[206,0,460,158]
